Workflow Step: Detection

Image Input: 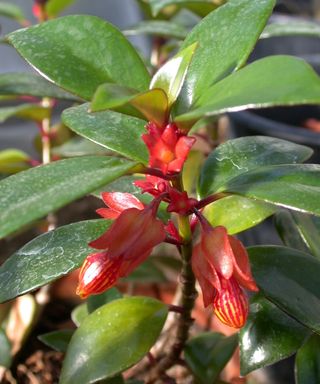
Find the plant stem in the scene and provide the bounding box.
[40,97,52,165]
[147,176,197,382]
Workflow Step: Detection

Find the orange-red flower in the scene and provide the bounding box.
[167,188,198,215]
[142,122,195,175]
[77,203,166,298]
[192,225,258,328]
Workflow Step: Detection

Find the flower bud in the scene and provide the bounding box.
[213,277,249,328]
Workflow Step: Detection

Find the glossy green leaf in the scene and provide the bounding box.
[60,297,168,384]
[150,43,197,108]
[92,85,168,127]
[7,16,150,100]
[182,150,204,195]
[148,0,221,17]
[261,21,320,39]
[0,149,30,174]
[72,289,123,327]
[295,334,320,384]
[240,294,310,375]
[91,84,138,111]
[62,104,148,163]
[275,211,320,259]
[71,303,89,327]
[249,246,320,333]
[0,220,111,303]
[176,56,320,127]
[0,329,11,368]
[184,332,238,384]
[0,103,50,123]
[124,20,188,39]
[53,137,110,157]
[130,89,168,126]
[225,164,320,216]
[87,288,123,314]
[0,2,26,23]
[203,196,276,235]
[175,0,275,114]
[0,73,79,100]
[0,156,135,239]
[46,0,76,16]
[38,330,74,352]
[198,136,312,197]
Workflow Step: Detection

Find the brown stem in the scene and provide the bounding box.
[146,176,197,383]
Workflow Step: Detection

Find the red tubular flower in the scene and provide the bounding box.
[192,225,258,328]
[96,192,144,219]
[142,122,195,175]
[77,202,166,298]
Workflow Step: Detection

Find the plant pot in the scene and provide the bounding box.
[228,106,320,162]
[229,14,320,162]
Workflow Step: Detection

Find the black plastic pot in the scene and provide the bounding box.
[229,106,320,161]
[229,14,320,162]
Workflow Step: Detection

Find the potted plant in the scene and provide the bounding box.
[1,0,320,383]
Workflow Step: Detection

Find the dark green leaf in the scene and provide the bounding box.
[203,195,276,235]
[0,329,11,368]
[225,164,320,216]
[46,0,76,16]
[295,334,320,384]
[239,294,310,375]
[38,330,74,352]
[124,20,188,39]
[249,246,320,333]
[150,43,197,108]
[0,156,137,239]
[0,73,79,100]
[0,103,50,123]
[87,288,123,314]
[7,16,150,100]
[0,2,26,23]
[184,332,237,384]
[62,104,148,163]
[176,56,320,127]
[175,0,275,114]
[198,136,312,197]
[0,220,111,303]
[275,211,320,259]
[261,21,320,39]
[60,297,168,384]
[53,137,110,157]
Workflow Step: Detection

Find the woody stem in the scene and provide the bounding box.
[147,176,197,382]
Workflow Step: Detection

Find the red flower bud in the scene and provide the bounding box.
[213,277,249,328]
[192,225,258,328]
[77,202,166,298]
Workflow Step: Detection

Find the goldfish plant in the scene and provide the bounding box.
[1,0,320,382]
